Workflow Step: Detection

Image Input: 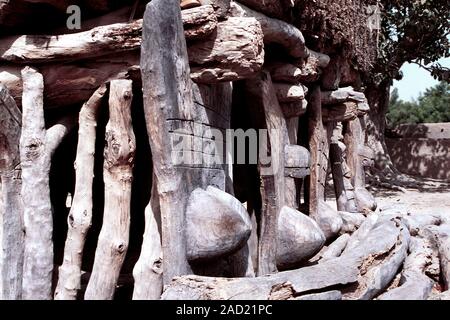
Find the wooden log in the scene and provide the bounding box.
[322,102,359,123]
[268,63,303,84]
[54,85,107,300]
[230,2,308,59]
[321,87,368,105]
[199,0,230,18]
[343,214,379,253]
[189,17,264,83]
[339,211,365,234]
[307,86,342,239]
[132,177,163,300]
[320,234,350,262]
[20,67,76,300]
[280,100,308,118]
[236,0,291,20]
[295,290,342,300]
[273,83,306,103]
[0,5,218,64]
[277,206,325,270]
[84,80,135,300]
[378,235,435,300]
[0,85,23,300]
[140,0,194,284]
[424,225,450,290]
[162,255,360,300]
[186,187,251,261]
[244,71,287,276]
[0,53,140,109]
[342,219,410,300]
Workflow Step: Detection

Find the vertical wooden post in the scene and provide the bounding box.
[54,85,107,300]
[0,85,23,300]
[140,0,194,283]
[84,79,135,300]
[20,67,75,300]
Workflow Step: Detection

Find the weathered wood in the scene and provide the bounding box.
[268,63,303,84]
[320,234,350,262]
[199,0,230,18]
[295,290,342,300]
[378,235,435,300]
[181,5,218,40]
[162,256,360,300]
[20,67,75,300]
[277,206,325,270]
[236,0,291,20]
[322,102,359,123]
[308,86,342,239]
[186,187,251,261]
[132,177,163,300]
[343,214,379,253]
[273,83,306,103]
[54,85,107,300]
[339,211,365,234]
[344,117,377,213]
[140,0,194,284]
[189,17,264,83]
[0,6,219,64]
[280,100,308,118]
[321,87,368,106]
[284,145,310,179]
[424,225,450,290]
[0,85,23,300]
[230,2,308,59]
[244,72,286,275]
[84,80,135,300]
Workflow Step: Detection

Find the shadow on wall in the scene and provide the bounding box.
[386,123,450,181]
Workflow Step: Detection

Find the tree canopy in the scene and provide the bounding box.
[387,81,450,127]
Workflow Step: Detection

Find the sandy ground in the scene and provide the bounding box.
[326,178,450,216]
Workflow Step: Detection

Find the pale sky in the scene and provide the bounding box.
[392,57,450,101]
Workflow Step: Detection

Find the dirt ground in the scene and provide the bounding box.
[326,177,450,216]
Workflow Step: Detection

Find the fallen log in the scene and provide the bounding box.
[343,214,379,253]
[0,5,219,64]
[342,219,410,300]
[295,290,342,300]
[84,79,136,300]
[230,2,308,59]
[377,235,435,300]
[20,67,76,300]
[424,225,450,290]
[320,234,350,262]
[0,85,23,300]
[277,206,325,270]
[339,211,365,234]
[54,86,107,300]
[186,187,252,262]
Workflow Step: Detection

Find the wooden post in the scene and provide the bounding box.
[0,85,23,300]
[84,79,135,300]
[140,0,193,284]
[20,67,75,300]
[132,177,163,300]
[54,85,107,300]
[245,71,286,276]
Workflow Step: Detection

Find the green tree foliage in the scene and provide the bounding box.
[374,0,450,84]
[387,82,450,127]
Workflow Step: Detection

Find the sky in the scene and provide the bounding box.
[392,57,450,101]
